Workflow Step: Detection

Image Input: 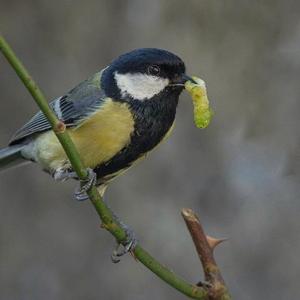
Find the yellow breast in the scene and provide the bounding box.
[34,99,134,171]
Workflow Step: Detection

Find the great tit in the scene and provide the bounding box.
[0,48,195,258]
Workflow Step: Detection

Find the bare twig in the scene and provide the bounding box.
[182,208,231,300]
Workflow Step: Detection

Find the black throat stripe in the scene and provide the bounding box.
[94,89,181,183]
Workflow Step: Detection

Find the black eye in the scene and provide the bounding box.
[147,65,160,76]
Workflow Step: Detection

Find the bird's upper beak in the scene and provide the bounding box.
[170,74,197,86]
[181,74,197,84]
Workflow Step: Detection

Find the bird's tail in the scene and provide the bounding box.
[0,145,28,172]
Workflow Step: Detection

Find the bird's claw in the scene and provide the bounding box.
[53,167,77,181]
[111,227,138,263]
[74,168,97,201]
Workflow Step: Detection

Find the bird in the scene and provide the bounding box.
[0,48,195,260]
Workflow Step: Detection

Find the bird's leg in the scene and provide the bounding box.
[100,192,138,263]
[74,168,97,201]
[111,221,138,263]
[52,166,96,201]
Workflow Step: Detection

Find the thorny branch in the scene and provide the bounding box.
[182,208,231,299]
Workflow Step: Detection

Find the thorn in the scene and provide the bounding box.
[206,235,227,251]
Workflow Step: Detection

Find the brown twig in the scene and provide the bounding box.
[182,208,231,300]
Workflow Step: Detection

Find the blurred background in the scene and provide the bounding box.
[0,0,299,299]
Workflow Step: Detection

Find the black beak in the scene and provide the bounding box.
[181,74,197,84]
[171,74,197,86]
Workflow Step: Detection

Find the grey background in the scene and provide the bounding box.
[0,1,299,299]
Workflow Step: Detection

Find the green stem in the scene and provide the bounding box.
[0,34,208,299]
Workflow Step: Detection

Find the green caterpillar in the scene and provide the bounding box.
[185,76,213,129]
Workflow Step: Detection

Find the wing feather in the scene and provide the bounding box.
[9,71,105,145]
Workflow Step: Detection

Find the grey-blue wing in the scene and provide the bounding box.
[9,71,105,145]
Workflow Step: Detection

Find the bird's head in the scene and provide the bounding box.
[101,48,193,102]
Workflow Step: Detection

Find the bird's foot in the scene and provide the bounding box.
[53,167,77,181]
[100,197,138,262]
[74,168,97,201]
[111,223,138,263]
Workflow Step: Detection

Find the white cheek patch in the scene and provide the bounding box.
[114,72,169,101]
